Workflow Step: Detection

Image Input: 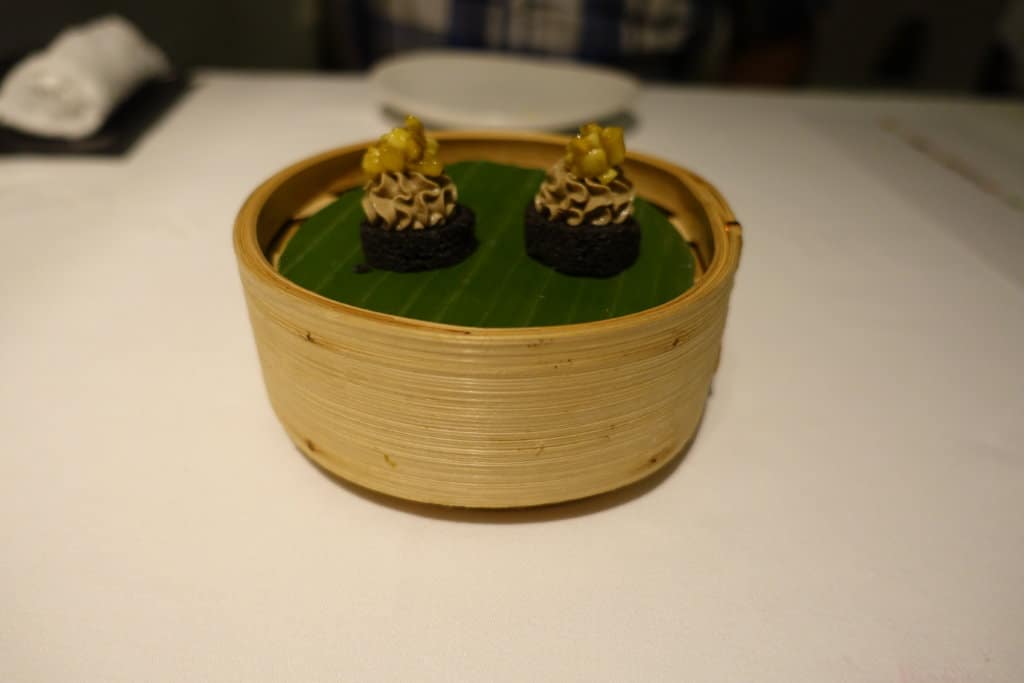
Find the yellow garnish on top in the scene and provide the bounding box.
[361,115,443,179]
[565,122,626,184]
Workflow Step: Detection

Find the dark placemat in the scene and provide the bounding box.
[0,72,190,156]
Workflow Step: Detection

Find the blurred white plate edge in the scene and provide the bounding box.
[370,49,640,131]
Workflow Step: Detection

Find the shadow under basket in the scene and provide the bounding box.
[234,132,743,508]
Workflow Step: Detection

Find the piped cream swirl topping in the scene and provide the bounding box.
[534,160,635,227]
[362,171,457,231]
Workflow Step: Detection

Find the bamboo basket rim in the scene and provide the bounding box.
[234,130,742,340]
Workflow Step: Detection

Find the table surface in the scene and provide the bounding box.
[2,70,1022,682]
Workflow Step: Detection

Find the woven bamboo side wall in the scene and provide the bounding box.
[234,133,742,507]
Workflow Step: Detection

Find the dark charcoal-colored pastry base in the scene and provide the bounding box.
[360,204,476,272]
[524,203,641,278]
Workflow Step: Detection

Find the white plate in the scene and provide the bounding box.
[370,50,640,131]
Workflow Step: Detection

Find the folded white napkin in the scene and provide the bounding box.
[0,15,171,140]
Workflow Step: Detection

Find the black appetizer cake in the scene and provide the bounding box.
[525,122,639,278]
[360,115,476,272]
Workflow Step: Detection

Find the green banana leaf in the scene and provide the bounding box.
[277,161,694,328]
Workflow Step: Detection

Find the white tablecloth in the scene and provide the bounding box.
[2,71,1022,682]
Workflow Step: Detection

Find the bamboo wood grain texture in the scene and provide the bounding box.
[234,132,743,508]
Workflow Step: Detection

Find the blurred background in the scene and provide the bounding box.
[2,0,1023,95]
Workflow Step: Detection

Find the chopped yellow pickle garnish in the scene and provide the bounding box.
[565,122,626,181]
[362,115,444,179]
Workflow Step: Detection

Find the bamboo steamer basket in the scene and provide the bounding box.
[234,132,742,508]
